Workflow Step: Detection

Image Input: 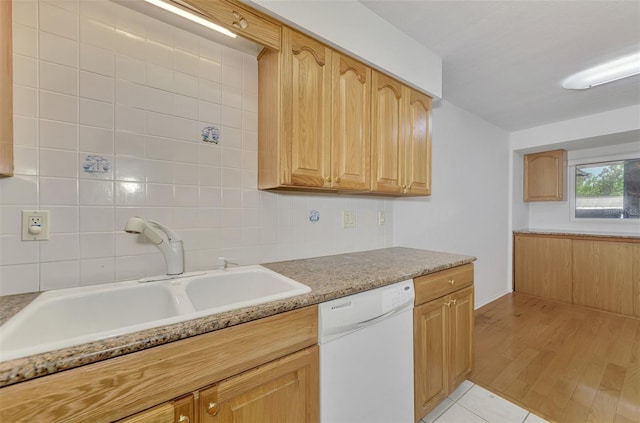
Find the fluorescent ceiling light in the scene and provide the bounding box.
[143,0,237,38]
[562,52,640,89]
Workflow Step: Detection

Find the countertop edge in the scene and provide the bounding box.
[0,247,476,388]
[513,228,640,241]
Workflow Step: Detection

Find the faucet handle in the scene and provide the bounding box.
[217,257,238,270]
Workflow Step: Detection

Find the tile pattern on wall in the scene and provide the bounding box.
[0,0,394,295]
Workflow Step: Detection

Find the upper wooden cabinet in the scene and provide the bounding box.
[523,149,567,201]
[258,27,431,195]
[370,71,432,196]
[1,0,13,177]
[180,0,282,50]
[371,73,403,194]
[331,52,371,191]
[258,28,370,192]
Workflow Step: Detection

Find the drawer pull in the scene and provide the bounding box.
[207,402,219,416]
[177,415,190,423]
[449,279,455,285]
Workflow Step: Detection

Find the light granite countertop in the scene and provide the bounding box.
[0,247,475,388]
[513,228,640,240]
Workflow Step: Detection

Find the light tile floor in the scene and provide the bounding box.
[420,381,549,423]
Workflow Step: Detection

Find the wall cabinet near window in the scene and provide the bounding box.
[414,264,474,420]
[523,149,567,201]
[0,0,13,177]
[514,231,640,318]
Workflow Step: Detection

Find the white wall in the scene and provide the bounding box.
[247,0,442,99]
[0,0,394,296]
[393,100,510,308]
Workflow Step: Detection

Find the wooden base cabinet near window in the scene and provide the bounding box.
[413,264,474,421]
[514,232,640,318]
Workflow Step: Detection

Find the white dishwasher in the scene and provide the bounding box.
[318,279,415,423]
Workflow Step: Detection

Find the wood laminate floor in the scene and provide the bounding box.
[470,293,640,423]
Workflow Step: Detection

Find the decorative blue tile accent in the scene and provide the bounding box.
[201,126,220,144]
[309,210,320,223]
[83,155,110,174]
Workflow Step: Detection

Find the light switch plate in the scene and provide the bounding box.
[22,210,50,241]
[378,210,386,226]
[342,210,356,228]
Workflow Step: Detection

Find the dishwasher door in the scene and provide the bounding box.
[319,280,414,423]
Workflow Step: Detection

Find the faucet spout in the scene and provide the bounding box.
[124,217,184,276]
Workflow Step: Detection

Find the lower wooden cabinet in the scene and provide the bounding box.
[200,346,318,422]
[413,265,474,421]
[514,235,572,303]
[0,307,318,422]
[514,232,640,317]
[118,346,318,423]
[572,239,635,316]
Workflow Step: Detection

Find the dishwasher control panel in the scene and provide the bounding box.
[382,282,414,313]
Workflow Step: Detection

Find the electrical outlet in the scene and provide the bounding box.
[342,210,356,228]
[378,210,386,226]
[22,210,50,241]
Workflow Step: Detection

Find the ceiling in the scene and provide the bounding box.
[359,1,640,132]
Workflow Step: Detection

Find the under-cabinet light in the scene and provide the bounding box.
[562,52,640,89]
[143,0,237,38]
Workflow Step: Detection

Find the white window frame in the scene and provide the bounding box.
[569,152,640,224]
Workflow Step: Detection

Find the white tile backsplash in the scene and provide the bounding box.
[1,0,394,295]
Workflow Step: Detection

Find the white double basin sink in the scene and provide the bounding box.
[0,266,311,362]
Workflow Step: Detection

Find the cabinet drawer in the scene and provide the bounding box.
[184,0,281,50]
[414,264,473,305]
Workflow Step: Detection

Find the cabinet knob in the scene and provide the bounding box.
[444,300,451,308]
[335,177,341,183]
[401,184,407,189]
[449,279,455,285]
[451,299,457,305]
[177,416,190,423]
[325,176,331,182]
[207,402,219,416]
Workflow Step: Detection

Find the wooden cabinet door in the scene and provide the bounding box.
[448,287,474,392]
[371,71,403,194]
[199,346,319,423]
[331,52,371,191]
[523,149,567,201]
[1,0,13,176]
[404,88,432,196]
[282,28,331,188]
[514,235,573,302]
[414,298,448,420]
[572,239,635,316]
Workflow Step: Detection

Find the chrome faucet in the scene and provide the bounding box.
[124,217,184,275]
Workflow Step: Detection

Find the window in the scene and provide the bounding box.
[575,158,640,219]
